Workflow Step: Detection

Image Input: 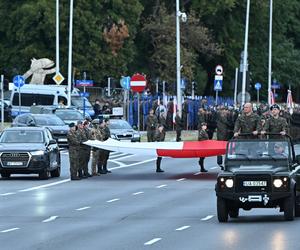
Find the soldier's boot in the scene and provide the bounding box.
[103,163,111,173]
[199,159,208,173]
[156,167,164,173]
[99,166,107,174]
[71,176,81,180]
[79,170,87,179]
[156,158,164,173]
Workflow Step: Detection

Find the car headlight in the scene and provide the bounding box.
[225,179,234,188]
[273,179,283,188]
[30,150,45,156]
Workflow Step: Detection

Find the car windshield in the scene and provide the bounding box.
[56,110,83,120]
[35,116,65,126]
[109,120,132,129]
[226,139,291,163]
[71,96,92,108]
[0,130,44,143]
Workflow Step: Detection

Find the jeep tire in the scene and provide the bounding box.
[217,197,228,222]
[283,193,295,221]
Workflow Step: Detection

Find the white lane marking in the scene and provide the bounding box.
[175,225,190,231]
[1,227,20,233]
[106,198,120,203]
[0,192,16,196]
[109,152,119,156]
[156,184,167,188]
[201,215,214,221]
[76,206,91,211]
[132,191,144,196]
[210,167,218,170]
[42,216,58,223]
[144,238,162,245]
[18,179,70,192]
[109,160,126,167]
[110,158,157,170]
[114,154,135,161]
[109,153,128,159]
[176,178,186,182]
[194,172,201,175]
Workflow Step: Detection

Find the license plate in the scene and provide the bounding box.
[6,161,23,166]
[243,181,267,187]
[58,138,67,142]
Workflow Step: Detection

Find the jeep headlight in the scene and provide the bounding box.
[273,179,283,188]
[225,179,234,188]
[31,150,45,156]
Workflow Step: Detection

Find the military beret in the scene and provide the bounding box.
[270,104,280,110]
[69,122,76,128]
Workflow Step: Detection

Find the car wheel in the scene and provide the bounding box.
[51,167,61,178]
[1,173,11,178]
[295,196,300,217]
[39,169,49,180]
[283,192,295,221]
[217,197,228,222]
[228,207,239,218]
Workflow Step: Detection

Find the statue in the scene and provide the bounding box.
[23,58,56,84]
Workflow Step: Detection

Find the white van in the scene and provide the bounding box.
[10,84,95,118]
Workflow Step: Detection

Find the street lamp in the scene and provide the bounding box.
[268,0,273,105]
[67,0,74,107]
[56,0,60,74]
[176,0,187,115]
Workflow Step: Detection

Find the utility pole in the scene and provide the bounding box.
[67,0,74,107]
[268,0,273,105]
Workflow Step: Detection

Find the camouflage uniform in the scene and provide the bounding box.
[216,110,230,166]
[98,125,111,173]
[198,127,209,172]
[91,125,103,175]
[67,128,81,179]
[175,114,183,142]
[264,116,288,138]
[78,127,91,177]
[146,114,158,142]
[234,113,261,139]
[154,127,166,172]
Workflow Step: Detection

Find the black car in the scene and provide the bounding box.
[108,119,141,142]
[54,108,91,125]
[12,113,69,147]
[0,127,61,179]
[215,134,300,222]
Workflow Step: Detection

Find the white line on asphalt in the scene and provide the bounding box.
[110,158,157,170]
[156,184,167,188]
[0,192,16,196]
[76,206,91,211]
[176,178,186,182]
[18,179,70,192]
[42,216,58,223]
[132,191,144,196]
[193,172,201,175]
[175,225,190,231]
[106,198,120,203]
[210,167,218,170]
[109,153,128,159]
[144,238,162,245]
[110,152,119,156]
[201,215,214,221]
[1,228,20,233]
[109,160,126,167]
[113,154,135,161]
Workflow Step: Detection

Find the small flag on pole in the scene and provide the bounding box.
[269,90,275,105]
[173,96,177,124]
[287,89,294,114]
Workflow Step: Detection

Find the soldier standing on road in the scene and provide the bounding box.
[146,109,158,142]
[98,118,111,174]
[154,124,165,173]
[175,110,183,142]
[67,123,81,180]
[198,122,209,172]
[234,102,261,139]
[80,120,92,178]
[91,119,103,176]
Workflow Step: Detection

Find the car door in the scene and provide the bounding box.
[45,129,60,169]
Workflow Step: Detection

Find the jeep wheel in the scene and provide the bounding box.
[217,197,228,222]
[229,208,239,218]
[283,193,295,221]
[51,167,61,178]
[39,169,49,180]
[1,173,11,178]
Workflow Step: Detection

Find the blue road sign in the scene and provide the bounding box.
[80,92,90,97]
[255,82,261,90]
[13,75,25,88]
[180,78,186,89]
[120,76,131,90]
[271,82,281,89]
[76,80,94,87]
[214,80,222,91]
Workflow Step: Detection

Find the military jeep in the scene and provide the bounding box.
[215,134,300,222]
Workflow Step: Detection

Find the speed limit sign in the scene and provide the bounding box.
[215,65,223,75]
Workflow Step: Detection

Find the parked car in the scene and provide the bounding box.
[54,108,90,125]
[12,113,69,147]
[108,119,141,142]
[0,127,61,179]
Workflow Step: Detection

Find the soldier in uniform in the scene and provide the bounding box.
[98,118,111,174]
[90,118,103,176]
[234,102,261,139]
[146,109,158,142]
[198,122,209,172]
[154,124,165,172]
[67,123,81,180]
[175,110,183,142]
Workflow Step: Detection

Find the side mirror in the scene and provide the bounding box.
[49,139,57,145]
[296,155,300,165]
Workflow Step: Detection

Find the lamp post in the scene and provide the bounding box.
[67,0,74,107]
[241,0,250,106]
[268,0,273,105]
[56,0,60,74]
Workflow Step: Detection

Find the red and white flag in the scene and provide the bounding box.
[287,89,294,114]
[173,96,177,124]
[269,90,275,105]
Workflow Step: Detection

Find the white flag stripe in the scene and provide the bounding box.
[130,81,146,86]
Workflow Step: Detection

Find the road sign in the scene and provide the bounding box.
[271,82,281,89]
[215,65,223,75]
[53,72,65,85]
[180,78,186,89]
[214,75,223,91]
[120,76,131,90]
[80,92,90,97]
[76,80,94,87]
[130,73,147,93]
[13,75,25,88]
[255,82,261,90]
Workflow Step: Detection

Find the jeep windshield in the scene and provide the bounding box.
[226,139,291,164]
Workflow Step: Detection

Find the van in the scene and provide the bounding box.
[10,84,95,118]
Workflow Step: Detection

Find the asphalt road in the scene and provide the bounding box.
[1,149,300,250]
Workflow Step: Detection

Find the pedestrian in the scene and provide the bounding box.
[158,111,167,129]
[146,109,158,142]
[93,99,102,118]
[98,118,111,174]
[67,122,81,180]
[198,122,209,172]
[175,110,183,142]
[154,124,165,173]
